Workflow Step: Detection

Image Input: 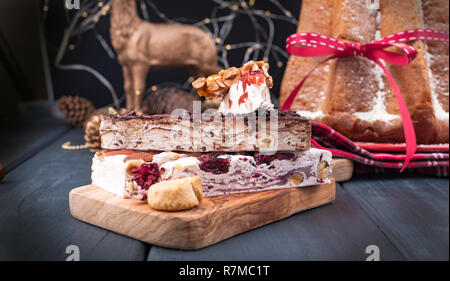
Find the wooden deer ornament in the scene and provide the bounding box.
[110,0,220,112]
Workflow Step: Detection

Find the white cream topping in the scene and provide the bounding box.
[218,80,274,114]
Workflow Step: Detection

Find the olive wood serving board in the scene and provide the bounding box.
[332,159,354,182]
[69,178,336,250]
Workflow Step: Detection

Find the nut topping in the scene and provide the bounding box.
[289,172,304,186]
[168,152,180,160]
[192,60,273,98]
[317,161,330,180]
[192,77,206,89]
[125,159,145,177]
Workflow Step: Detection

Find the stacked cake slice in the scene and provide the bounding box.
[91,61,333,205]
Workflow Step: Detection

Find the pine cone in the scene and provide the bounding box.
[83,107,127,152]
[57,96,95,127]
[143,86,222,114]
[84,108,108,152]
[145,87,199,114]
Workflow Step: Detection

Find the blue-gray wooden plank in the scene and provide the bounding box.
[147,186,403,261]
[0,102,70,172]
[341,174,449,261]
[0,128,147,260]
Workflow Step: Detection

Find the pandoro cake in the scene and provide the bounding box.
[280,0,449,144]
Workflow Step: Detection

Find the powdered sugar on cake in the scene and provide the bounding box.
[295,109,325,119]
[425,48,449,121]
[353,60,400,124]
[353,9,399,124]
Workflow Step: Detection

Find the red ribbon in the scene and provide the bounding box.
[281,29,449,171]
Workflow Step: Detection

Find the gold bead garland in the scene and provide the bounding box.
[62,142,89,150]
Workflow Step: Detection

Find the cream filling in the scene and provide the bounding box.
[218,80,274,114]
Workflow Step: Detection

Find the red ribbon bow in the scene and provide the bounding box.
[281,29,449,171]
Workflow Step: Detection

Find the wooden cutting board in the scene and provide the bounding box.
[69,178,336,250]
[332,159,354,182]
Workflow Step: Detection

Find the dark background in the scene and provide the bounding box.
[0,0,302,116]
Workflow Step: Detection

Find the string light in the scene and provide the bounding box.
[101,5,110,15]
[47,0,297,109]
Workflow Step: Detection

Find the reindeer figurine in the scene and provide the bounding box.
[110,0,220,112]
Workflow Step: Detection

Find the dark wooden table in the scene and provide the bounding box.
[0,103,448,261]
